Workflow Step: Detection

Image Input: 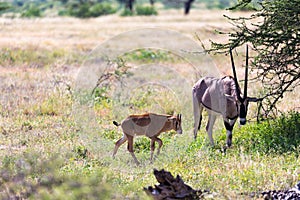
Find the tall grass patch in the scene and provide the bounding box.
[136,5,158,16]
[123,49,178,63]
[21,4,41,18]
[0,153,116,200]
[234,112,300,154]
[0,47,77,68]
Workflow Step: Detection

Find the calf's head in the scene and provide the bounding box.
[170,114,182,134]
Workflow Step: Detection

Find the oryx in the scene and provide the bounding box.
[192,46,259,147]
[113,113,182,164]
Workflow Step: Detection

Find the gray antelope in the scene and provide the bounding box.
[113,113,182,164]
[192,46,259,147]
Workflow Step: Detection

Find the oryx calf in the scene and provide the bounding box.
[112,113,182,164]
[193,46,259,147]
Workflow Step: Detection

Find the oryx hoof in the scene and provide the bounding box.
[226,141,232,148]
[221,146,227,155]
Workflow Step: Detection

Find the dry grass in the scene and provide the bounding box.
[3,9,297,111]
[0,9,251,49]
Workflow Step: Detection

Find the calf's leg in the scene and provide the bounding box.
[127,135,140,165]
[154,137,163,156]
[150,138,155,162]
[113,134,127,158]
[150,136,163,162]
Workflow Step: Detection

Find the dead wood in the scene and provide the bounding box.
[144,169,205,200]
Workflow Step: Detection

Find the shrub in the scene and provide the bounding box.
[67,3,89,18]
[89,3,116,17]
[21,5,41,18]
[0,154,114,199]
[120,8,134,16]
[234,112,300,154]
[136,5,158,16]
[67,3,116,18]
[0,2,11,12]
[93,87,111,105]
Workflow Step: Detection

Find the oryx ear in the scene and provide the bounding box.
[225,94,235,102]
[248,97,262,102]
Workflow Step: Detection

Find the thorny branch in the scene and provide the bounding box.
[203,0,300,119]
[91,58,132,96]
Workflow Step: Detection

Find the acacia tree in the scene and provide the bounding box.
[209,0,300,118]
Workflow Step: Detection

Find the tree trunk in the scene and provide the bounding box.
[184,0,195,15]
[125,0,134,11]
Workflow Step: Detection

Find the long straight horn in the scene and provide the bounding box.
[230,48,241,99]
[244,45,249,99]
[177,114,181,120]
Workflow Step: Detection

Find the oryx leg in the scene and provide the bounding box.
[224,118,237,147]
[193,95,203,139]
[113,134,127,158]
[150,136,163,162]
[206,114,217,146]
[126,135,140,165]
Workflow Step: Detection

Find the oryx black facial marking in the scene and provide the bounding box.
[239,100,248,125]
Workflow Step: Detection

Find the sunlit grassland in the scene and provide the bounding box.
[0,10,299,199]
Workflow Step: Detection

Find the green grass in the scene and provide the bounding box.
[234,112,300,155]
[2,94,299,199]
[122,49,179,63]
[0,47,82,68]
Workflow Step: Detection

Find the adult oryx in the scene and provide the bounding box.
[192,46,259,147]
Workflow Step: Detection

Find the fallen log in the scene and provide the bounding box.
[144,169,205,200]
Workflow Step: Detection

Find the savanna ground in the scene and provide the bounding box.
[0,9,300,199]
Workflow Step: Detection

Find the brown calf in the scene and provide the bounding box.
[112,113,182,164]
